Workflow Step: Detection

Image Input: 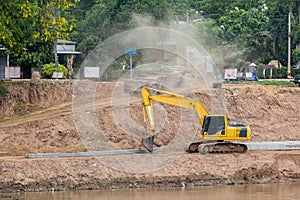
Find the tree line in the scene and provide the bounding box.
[1,0,300,78]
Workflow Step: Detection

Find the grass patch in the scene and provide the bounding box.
[111,177,130,184]
[223,80,295,86]
[257,80,294,86]
[13,104,22,112]
[95,179,108,186]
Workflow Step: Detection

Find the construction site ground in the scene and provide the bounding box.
[0,80,300,193]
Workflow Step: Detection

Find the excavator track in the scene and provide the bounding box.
[185,141,203,153]
[185,141,247,154]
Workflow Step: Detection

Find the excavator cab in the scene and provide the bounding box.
[201,115,250,141]
[201,115,226,136]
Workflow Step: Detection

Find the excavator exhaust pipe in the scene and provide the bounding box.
[142,136,154,152]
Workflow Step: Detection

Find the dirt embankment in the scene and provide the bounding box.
[0,81,73,119]
[225,84,300,142]
[0,152,300,193]
[0,81,300,192]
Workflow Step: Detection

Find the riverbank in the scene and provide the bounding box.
[0,151,300,193]
[0,80,299,193]
[2,181,300,200]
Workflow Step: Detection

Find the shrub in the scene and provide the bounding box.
[292,68,300,77]
[260,67,288,79]
[41,63,68,79]
[278,67,288,78]
[0,83,9,96]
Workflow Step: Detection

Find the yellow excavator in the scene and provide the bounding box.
[141,86,251,154]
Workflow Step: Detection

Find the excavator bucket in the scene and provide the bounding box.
[142,136,154,152]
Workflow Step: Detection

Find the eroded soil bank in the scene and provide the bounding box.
[0,80,299,192]
[0,151,300,193]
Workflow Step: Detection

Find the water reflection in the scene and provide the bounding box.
[3,182,300,200]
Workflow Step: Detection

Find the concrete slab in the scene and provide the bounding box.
[241,141,300,151]
[25,148,164,159]
[25,141,300,159]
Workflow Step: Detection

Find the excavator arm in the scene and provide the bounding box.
[141,86,209,152]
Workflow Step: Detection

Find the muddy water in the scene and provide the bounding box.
[3,182,300,200]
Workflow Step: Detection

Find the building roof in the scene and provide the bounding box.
[56,39,81,55]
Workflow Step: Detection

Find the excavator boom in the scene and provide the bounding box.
[141,86,209,152]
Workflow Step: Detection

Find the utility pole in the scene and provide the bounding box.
[54,41,58,72]
[288,9,291,78]
[125,49,136,80]
[130,54,133,80]
[186,10,189,29]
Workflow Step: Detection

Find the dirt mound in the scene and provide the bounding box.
[0,81,300,156]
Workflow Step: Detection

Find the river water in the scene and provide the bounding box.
[3,182,300,200]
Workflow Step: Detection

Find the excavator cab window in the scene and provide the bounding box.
[202,116,225,135]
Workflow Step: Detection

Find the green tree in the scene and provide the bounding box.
[75,0,170,57]
[189,0,239,21]
[71,0,96,21]
[218,7,270,63]
[185,0,300,67]
[263,0,300,66]
[0,0,79,51]
[0,1,39,50]
[0,0,79,78]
